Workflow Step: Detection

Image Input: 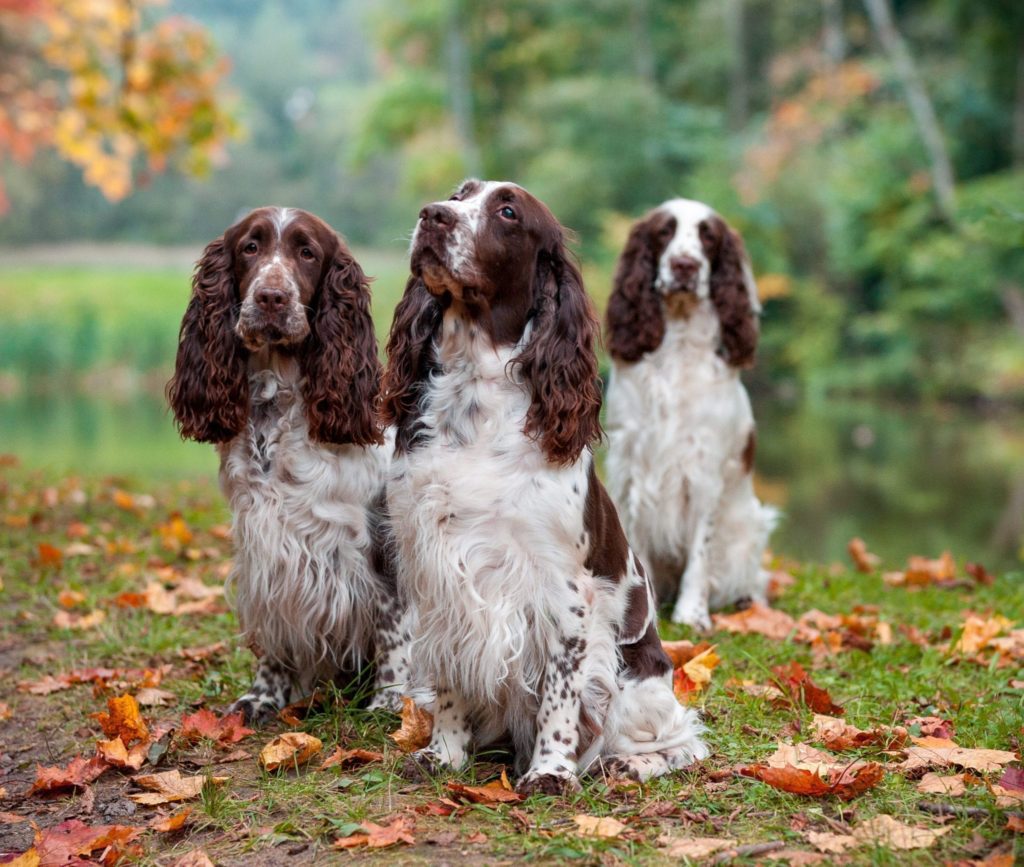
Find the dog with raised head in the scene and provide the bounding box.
[167,206,408,722]
[381,180,708,794]
[605,198,778,631]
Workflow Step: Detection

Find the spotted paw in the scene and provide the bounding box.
[367,688,405,714]
[516,770,581,797]
[600,756,642,781]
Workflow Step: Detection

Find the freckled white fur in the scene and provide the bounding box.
[219,352,394,684]
[389,308,707,781]
[607,204,776,629]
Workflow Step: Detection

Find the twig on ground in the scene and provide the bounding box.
[918,802,1023,819]
[712,840,786,863]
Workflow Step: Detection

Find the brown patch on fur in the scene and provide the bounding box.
[618,622,672,680]
[620,582,649,645]
[742,428,757,474]
[582,462,629,582]
[699,215,759,368]
[663,289,701,319]
[605,208,677,362]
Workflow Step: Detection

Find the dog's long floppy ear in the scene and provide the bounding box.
[166,236,250,443]
[515,238,603,466]
[379,276,444,450]
[701,215,760,368]
[605,212,671,363]
[301,244,383,445]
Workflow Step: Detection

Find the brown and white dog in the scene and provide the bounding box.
[605,198,778,631]
[381,180,707,794]
[167,207,408,722]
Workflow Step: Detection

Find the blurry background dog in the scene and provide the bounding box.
[604,198,778,631]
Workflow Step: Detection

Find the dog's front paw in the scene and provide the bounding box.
[399,749,448,783]
[229,695,279,727]
[516,770,581,797]
[367,689,405,714]
[671,604,713,633]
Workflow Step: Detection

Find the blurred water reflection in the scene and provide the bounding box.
[2,394,1021,572]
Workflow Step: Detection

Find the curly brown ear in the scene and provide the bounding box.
[605,212,672,363]
[301,249,383,445]
[703,216,760,368]
[516,244,603,466]
[380,276,444,452]
[166,237,249,443]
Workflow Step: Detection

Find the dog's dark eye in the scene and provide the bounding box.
[300,247,315,261]
[499,206,516,220]
[243,241,258,254]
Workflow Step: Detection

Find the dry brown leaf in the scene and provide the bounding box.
[847,537,880,572]
[333,817,416,849]
[321,747,384,770]
[37,542,63,568]
[16,675,69,695]
[96,736,148,770]
[135,687,177,707]
[916,772,977,796]
[727,678,785,700]
[572,815,628,838]
[657,835,738,858]
[949,615,1016,658]
[129,770,226,805]
[56,589,85,609]
[259,732,323,771]
[807,830,857,853]
[713,603,796,639]
[171,850,215,867]
[28,756,109,795]
[899,736,1017,772]
[150,807,192,832]
[772,662,844,715]
[179,709,254,747]
[90,694,149,745]
[389,697,433,752]
[32,819,141,866]
[447,769,524,804]
[0,701,11,721]
[660,639,704,669]
[853,814,950,850]
[53,609,105,630]
[740,761,883,800]
[811,714,907,750]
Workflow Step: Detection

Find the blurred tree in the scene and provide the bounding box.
[0,0,236,210]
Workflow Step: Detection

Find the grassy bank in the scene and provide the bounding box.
[0,462,1022,864]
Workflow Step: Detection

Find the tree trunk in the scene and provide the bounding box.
[726,0,749,131]
[862,0,956,224]
[445,0,481,176]
[822,0,845,67]
[631,0,655,86]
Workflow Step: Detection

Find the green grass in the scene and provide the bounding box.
[0,462,1022,864]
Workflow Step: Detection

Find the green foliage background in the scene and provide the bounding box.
[1,0,1023,402]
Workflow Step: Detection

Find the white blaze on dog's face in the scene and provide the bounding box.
[654,198,716,300]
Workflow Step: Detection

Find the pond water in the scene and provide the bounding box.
[2,393,1022,574]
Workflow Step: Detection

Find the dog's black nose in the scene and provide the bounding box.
[419,203,456,228]
[670,255,701,280]
[254,287,288,311]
